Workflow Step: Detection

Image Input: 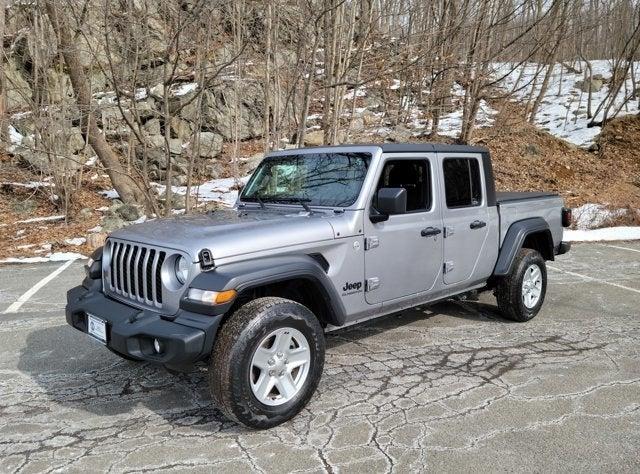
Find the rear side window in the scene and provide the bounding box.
[443,158,482,208]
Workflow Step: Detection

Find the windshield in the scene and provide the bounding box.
[240,152,371,207]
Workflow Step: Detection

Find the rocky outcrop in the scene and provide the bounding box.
[4,22,278,184]
[5,73,278,183]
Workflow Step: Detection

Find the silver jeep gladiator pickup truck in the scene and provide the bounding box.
[66,144,571,428]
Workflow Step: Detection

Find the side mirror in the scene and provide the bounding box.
[370,187,407,223]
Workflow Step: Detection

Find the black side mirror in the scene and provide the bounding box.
[370,187,407,223]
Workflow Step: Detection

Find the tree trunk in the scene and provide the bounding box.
[529,2,567,123]
[0,0,7,142]
[44,0,145,206]
[263,1,273,152]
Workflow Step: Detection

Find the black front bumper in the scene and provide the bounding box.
[66,281,223,368]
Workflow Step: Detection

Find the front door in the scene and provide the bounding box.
[440,155,490,285]
[364,155,443,304]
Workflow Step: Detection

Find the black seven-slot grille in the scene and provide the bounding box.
[106,239,167,307]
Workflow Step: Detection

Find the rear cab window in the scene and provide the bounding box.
[442,157,482,208]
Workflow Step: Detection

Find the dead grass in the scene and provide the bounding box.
[0,155,110,260]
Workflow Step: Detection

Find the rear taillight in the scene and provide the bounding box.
[561,207,572,227]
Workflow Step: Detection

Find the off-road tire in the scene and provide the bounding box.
[209,297,325,429]
[495,248,547,322]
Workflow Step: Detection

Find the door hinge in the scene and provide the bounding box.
[364,236,379,250]
[443,261,454,274]
[444,226,455,238]
[365,277,380,291]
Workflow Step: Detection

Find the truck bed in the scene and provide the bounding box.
[495,192,564,250]
[496,191,558,203]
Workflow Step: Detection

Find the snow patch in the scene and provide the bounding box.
[100,189,120,199]
[0,252,86,264]
[8,125,23,145]
[153,176,251,207]
[134,88,148,100]
[572,203,627,229]
[438,99,497,137]
[565,227,640,242]
[64,238,86,246]
[84,155,98,166]
[173,82,198,96]
[16,215,65,224]
[343,87,366,100]
[1,181,52,189]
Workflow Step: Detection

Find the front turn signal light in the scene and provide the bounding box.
[187,288,237,305]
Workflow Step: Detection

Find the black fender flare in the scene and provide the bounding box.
[493,217,553,276]
[187,254,347,326]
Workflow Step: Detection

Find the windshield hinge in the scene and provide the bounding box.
[199,249,215,271]
[364,236,379,250]
[365,277,380,291]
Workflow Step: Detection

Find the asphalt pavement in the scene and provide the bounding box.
[0,242,639,472]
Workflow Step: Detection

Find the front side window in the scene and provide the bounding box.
[374,159,431,213]
[241,153,371,207]
[443,158,482,208]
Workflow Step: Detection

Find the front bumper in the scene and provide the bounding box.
[65,281,223,368]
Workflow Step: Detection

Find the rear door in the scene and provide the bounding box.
[439,154,491,285]
[363,154,443,304]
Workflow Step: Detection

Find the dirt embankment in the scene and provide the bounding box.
[476,104,640,212]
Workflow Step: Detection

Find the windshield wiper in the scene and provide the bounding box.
[261,196,312,212]
[242,196,266,209]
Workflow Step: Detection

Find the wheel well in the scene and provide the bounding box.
[230,278,336,327]
[522,230,553,261]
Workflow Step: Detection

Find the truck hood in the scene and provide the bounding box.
[110,208,337,261]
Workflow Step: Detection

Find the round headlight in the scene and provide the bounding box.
[175,256,189,285]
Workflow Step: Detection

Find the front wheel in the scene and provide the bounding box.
[209,297,325,429]
[495,248,547,322]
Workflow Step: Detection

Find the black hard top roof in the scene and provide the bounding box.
[379,143,488,153]
[286,143,489,154]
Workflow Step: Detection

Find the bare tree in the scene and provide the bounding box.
[0,0,7,141]
[43,0,147,207]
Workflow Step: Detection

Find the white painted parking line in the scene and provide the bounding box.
[601,243,640,254]
[3,259,77,314]
[548,265,640,295]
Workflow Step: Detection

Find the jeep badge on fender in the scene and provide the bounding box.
[342,281,362,294]
[65,143,570,429]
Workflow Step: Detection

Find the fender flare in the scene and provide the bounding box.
[188,254,347,326]
[493,217,553,276]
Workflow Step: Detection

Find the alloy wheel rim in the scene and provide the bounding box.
[522,263,543,309]
[249,327,311,406]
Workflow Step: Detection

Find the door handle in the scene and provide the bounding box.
[421,227,442,237]
[470,220,487,229]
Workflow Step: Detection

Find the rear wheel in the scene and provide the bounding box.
[495,248,547,322]
[209,297,325,429]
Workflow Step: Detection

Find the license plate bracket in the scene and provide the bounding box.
[87,313,107,344]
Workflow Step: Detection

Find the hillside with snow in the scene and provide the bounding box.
[496,60,640,148]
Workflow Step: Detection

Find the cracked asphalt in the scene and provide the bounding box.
[1,242,639,473]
